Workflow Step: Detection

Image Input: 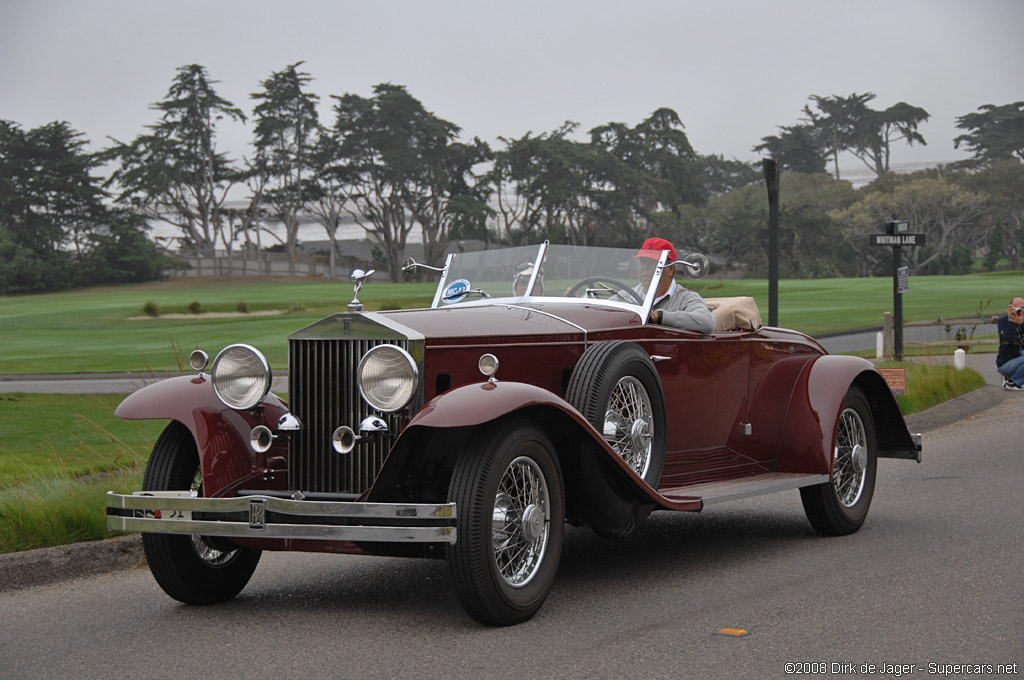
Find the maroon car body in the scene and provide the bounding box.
[107,243,921,625]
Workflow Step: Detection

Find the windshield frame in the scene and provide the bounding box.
[426,243,673,325]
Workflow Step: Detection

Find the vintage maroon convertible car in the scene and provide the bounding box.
[107,243,921,625]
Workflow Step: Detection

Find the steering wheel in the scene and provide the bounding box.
[565,276,644,304]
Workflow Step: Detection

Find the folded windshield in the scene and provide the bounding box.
[427,243,668,309]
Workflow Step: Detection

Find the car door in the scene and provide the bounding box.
[645,330,754,488]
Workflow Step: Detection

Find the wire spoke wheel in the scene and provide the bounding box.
[602,376,655,478]
[491,456,551,587]
[832,408,868,508]
[187,469,237,567]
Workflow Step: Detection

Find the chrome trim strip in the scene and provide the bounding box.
[109,492,455,518]
[362,312,426,342]
[430,253,456,308]
[639,250,670,324]
[524,241,548,298]
[499,304,588,342]
[697,474,829,506]
[109,516,455,543]
[106,492,457,543]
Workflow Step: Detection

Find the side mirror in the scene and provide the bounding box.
[676,253,709,280]
[401,257,445,282]
[402,258,417,282]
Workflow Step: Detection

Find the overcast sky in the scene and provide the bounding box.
[3,0,1021,174]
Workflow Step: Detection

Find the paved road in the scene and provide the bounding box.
[3,394,1021,679]
[816,323,997,355]
[0,372,289,394]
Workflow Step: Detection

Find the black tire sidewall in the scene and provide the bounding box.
[447,421,565,625]
[833,388,877,525]
[142,421,260,604]
[800,385,877,535]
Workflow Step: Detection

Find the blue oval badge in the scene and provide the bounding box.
[442,278,471,304]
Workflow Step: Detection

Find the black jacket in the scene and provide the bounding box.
[996,314,1024,367]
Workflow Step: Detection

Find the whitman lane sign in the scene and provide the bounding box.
[870,233,927,246]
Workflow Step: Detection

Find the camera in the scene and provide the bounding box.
[1015,307,1024,315]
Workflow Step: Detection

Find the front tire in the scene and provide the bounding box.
[446,421,565,626]
[141,421,261,604]
[800,386,877,536]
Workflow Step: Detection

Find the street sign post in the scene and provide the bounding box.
[871,221,923,360]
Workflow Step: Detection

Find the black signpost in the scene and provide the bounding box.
[871,221,926,360]
[763,159,779,327]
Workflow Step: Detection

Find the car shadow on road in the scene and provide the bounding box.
[149,501,833,626]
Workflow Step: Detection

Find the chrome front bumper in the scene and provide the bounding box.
[106,491,457,544]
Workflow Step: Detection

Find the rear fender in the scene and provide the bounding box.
[776,355,920,475]
[115,375,290,496]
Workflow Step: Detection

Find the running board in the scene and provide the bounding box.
[659,472,829,510]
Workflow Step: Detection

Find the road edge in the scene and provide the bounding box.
[0,534,144,593]
[903,384,1006,434]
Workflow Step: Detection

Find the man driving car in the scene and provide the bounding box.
[635,237,714,333]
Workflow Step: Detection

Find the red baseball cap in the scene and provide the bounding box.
[634,237,676,261]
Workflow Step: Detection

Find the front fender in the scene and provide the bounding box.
[776,355,919,475]
[407,380,585,430]
[386,381,700,513]
[116,375,289,496]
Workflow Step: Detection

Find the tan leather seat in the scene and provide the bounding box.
[705,296,762,332]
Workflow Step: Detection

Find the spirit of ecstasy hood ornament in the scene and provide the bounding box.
[348,269,375,312]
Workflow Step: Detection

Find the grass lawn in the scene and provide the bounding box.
[0,393,165,490]
[0,271,1017,375]
[0,393,165,553]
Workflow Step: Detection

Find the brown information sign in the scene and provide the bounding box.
[878,368,906,395]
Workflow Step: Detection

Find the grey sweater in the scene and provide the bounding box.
[650,282,715,333]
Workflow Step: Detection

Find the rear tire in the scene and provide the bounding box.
[446,421,564,626]
[141,421,261,604]
[800,386,877,536]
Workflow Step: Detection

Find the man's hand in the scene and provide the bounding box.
[1009,304,1024,325]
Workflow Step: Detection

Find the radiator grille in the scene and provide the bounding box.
[288,338,408,494]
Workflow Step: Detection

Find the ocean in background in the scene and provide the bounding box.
[840,160,951,189]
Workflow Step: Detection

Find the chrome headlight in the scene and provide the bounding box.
[211,344,272,410]
[357,344,418,412]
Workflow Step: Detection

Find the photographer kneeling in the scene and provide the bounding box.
[997,296,1024,390]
